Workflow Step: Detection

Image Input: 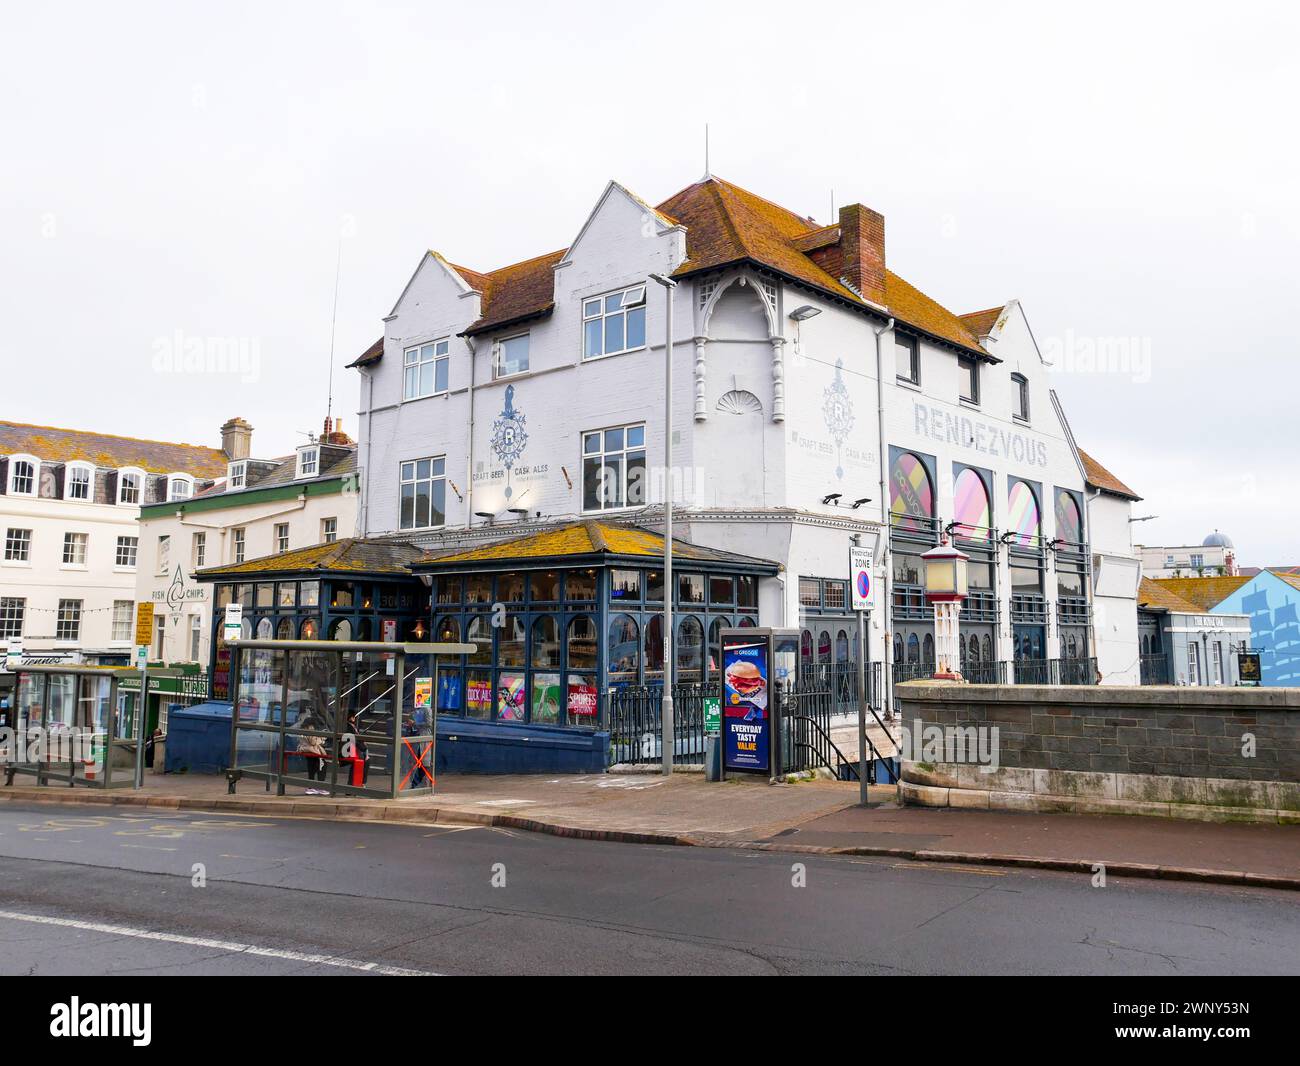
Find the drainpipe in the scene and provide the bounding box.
[874,317,895,717]
[362,369,374,537]
[464,335,478,531]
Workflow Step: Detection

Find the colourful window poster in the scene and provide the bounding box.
[567,676,598,721]
[722,638,770,773]
[497,674,526,721]
[531,673,561,724]
[953,468,991,540]
[1007,481,1041,545]
[413,677,432,711]
[466,672,492,719]
[1055,489,1082,545]
[890,452,934,531]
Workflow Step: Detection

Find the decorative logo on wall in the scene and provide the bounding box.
[490,384,529,499]
[821,359,855,479]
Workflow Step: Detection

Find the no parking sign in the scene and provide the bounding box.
[850,546,873,611]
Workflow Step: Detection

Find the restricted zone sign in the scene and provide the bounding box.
[850,547,873,611]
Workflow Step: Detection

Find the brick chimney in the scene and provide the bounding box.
[321,415,353,446]
[838,204,886,305]
[220,417,253,460]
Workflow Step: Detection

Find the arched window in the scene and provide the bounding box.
[568,615,597,671]
[737,615,756,627]
[835,630,849,662]
[1055,489,1083,546]
[982,634,992,661]
[708,618,728,678]
[922,633,935,664]
[499,616,526,667]
[167,474,194,502]
[465,615,493,664]
[969,634,980,662]
[800,629,813,670]
[893,634,904,665]
[329,617,352,641]
[435,615,459,643]
[276,618,293,640]
[607,615,639,683]
[952,468,992,540]
[676,617,704,682]
[256,617,273,640]
[8,456,38,496]
[907,634,920,663]
[644,615,664,679]
[531,616,560,669]
[890,451,934,531]
[117,467,144,506]
[299,617,319,640]
[1007,480,1041,546]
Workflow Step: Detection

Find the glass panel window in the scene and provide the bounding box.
[1012,373,1030,421]
[56,599,82,641]
[434,576,462,605]
[321,517,337,543]
[895,334,919,384]
[676,617,704,681]
[233,528,246,563]
[646,570,664,602]
[300,581,319,608]
[399,456,447,530]
[582,284,647,359]
[499,616,526,667]
[296,447,319,479]
[958,355,979,404]
[192,532,205,568]
[62,532,88,566]
[567,615,597,670]
[531,616,560,668]
[530,570,560,602]
[108,535,137,569]
[495,334,529,378]
[609,569,640,601]
[277,582,296,608]
[9,460,36,495]
[466,575,492,605]
[190,615,202,660]
[169,476,192,501]
[4,528,32,562]
[66,465,92,500]
[465,615,493,665]
[582,423,646,511]
[0,597,26,640]
[823,581,847,611]
[708,575,734,605]
[403,339,450,399]
[737,575,757,609]
[798,578,820,608]
[118,471,141,504]
[228,461,247,490]
[275,523,289,553]
[607,615,639,683]
[498,573,525,603]
[564,569,597,601]
[678,573,704,606]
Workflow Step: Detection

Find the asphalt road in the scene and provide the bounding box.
[0,801,1295,976]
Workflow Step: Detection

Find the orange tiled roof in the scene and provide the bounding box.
[0,420,227,477]
[357,175,992,363]
[1150,575,1252,611]
[1137,577,1204,613]
[1077,448,1141,501]
[959,306,1005,337]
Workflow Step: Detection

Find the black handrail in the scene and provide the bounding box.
[786,712,898,784]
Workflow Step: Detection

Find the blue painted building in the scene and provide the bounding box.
[1209,571,1300,687]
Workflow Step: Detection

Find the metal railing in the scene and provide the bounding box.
[891,658,1097,687]
[1140,653,1170,685]
[607,683,710,767]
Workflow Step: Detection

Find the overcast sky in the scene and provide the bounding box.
[3,1,1296,563]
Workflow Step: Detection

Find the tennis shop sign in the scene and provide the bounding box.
[912,401,1049,468]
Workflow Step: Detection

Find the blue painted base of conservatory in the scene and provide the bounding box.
[435,718,610,774]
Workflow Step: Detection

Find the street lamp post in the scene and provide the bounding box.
[921,537,970,680]
[650,272,677,775]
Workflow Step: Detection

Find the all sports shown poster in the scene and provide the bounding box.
[722,638,770,773]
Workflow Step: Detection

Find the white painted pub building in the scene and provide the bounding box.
[328,173,1142,736]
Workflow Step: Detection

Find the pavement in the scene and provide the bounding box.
[2,767,1297,890]
[2,800,1297,975]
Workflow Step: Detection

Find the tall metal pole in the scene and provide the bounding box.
[857,609,868,806]
[651,273,677,776]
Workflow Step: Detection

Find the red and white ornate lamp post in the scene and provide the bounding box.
[921,537,970,680]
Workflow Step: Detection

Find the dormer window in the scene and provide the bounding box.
[296,446,319,480]
[65,463,93,501]
[8,456,38,496]
[117,468,143,505]
[167,474,193,501]
[228,461,247,490]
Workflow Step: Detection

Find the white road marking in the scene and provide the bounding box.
[0,909,441,977]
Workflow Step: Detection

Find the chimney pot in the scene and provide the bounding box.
[220,417,253,460]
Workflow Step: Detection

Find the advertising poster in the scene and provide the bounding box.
[497,674,526,721]
[723,638,770,773]
[413,678,432,711]
[466,674,493,718]
[567,676,598,721]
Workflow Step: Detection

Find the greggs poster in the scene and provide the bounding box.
[722,639,770,772]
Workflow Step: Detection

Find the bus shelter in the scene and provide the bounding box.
[226,638,475,799]
[3,664,181,790]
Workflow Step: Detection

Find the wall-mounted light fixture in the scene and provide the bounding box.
[789,305,822,322]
